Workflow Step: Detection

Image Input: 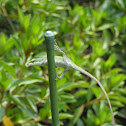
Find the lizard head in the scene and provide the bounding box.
[25,58,47,67]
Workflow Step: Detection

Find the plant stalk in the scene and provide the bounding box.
[44,31,60,126]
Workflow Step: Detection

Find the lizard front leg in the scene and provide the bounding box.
[54,41,70,66]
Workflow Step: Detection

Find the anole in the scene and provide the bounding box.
[26,43,114,126]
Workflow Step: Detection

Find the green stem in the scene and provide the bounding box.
[44,31,60,126]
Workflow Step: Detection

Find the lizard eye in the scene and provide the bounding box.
[31,60,36,63]
[31,59,39,63]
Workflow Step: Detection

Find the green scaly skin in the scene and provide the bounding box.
[26,45,114,126]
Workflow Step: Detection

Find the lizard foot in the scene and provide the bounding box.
[55,74,62,80]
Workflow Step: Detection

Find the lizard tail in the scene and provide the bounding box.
[73,65,115,126]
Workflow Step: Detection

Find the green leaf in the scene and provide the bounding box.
[110,101,124,107]
[18,7,24,24]
[109,94,126,104]
[12,36,23,54]
[7,95,25,108]
[113,88,126,95]
[1,78,12,90]
[105,54,117,69]
[60,93,76,103]
[92,58,102,68]
[26,96,37,113]
[9,79,42,88]
[118,0,125,8]
[0,60,16,78]
[77,119,84,126]
[75,89,87,97]
[41,86,47,97]
[110,74,126,86]
[97,24,113,31]
[0,33,6,56]
[86,88,93,101]
[103,123,114,126]
[23,16,30,30]
[0,106,5,122]
[29,16,40,35]
[22,107,38,119]
[59,113,73,119]
[58,81,89,93]
[20,33,28,51]
[0,33,14,56]
[92,87,102,98]
[69,106,84,126]
[102,30,111,49]
[39,108,49,119]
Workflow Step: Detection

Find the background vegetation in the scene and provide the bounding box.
[0,0,126,126]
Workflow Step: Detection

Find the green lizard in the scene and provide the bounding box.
[26,43,114,126]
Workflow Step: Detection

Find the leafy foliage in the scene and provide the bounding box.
[0,0,126,126]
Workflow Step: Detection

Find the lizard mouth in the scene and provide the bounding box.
[25,60,38,67]
[25,62,38,67]
[25,62,30,67]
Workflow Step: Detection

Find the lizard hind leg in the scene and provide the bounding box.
[55,67,69,80]
[55,71,65,80]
